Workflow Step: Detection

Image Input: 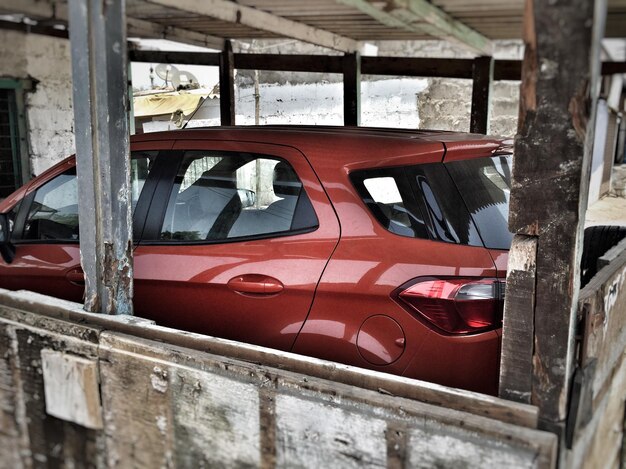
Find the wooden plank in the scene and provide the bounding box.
[0,295,557,467]
[0,310,104,467]
[126,17,225,50]
[99,331,557,468]
[601,61,626,75]
[361,56,474,78]
[235,54,343,73]
[129,49,221,67]
[337,0,492,54]
[220,40,235,126]
[143,0,358,52]
[494,60,522,81]
[470,56,494,134]
[387,0,493,54]
[343,52,361,126]
[505,0,607,430]
[41,350,103,430]
[0,289,539,429]
[499,235,537,404]
[0,323,25,468]
[578,249,626,403]
[0,0,225,50]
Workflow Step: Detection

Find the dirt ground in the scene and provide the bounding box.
[585,164,626,227]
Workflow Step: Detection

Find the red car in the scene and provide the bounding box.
[0,126,513,395]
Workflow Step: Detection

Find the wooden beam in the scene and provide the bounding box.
[0,0,225,50]
[336,0,491,54]
[502,0,607,434]
[235,54,344,74]
[220,40,235,126]
[0,0,56,18]
[0,17,620,83]
[126,18,224,50]
[602,62,626,75]
[494,60,523,81]
[143,0,358,52]
[129,50,220,67]
[343,52,361,126]
[470,56,494,134]
[361,57,474,78]
[385,0,493,55]
[68,0,133,314]
[499,236,537,404]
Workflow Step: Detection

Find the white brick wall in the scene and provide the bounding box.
[0,32,522,178]
[0,29,75,178]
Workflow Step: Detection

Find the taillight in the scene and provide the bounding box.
[396,277,505,335]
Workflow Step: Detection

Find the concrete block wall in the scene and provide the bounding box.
[416,78,520,136]
[231,77,428,128]
[0,29,75,177]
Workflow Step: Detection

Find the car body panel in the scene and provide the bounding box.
[0,126,511,395]
[133,139,341,351]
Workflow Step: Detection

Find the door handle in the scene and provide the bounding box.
[227,274,284,295]
[66,267,85,285]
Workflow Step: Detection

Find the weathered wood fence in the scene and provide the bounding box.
[565,239,626,467]
[0,289,555,468]
[1,239,624,467]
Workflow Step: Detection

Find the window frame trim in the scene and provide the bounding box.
[11,151,164,245]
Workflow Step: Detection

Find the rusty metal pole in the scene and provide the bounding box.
[68,0,133,315]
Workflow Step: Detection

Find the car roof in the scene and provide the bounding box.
[131,126,512,166]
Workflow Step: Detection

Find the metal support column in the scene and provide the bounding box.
[343,52,361,126]
[470,56,494,134]
[220,40,235,126]
[68,0,133,315]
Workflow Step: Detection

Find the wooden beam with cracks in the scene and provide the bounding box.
[143,0,359,53]
[336,0,492,55]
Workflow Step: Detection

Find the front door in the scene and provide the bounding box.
[0,147,163,301]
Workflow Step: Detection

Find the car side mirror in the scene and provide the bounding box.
[237,189,256,208]
[0,213,15,264]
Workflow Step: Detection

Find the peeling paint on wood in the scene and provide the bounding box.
[40,350,103,430]
[0,292,558,468]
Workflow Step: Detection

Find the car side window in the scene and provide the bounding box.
[23,168,79,241]
[351,168,429,239]
[159,151,318,242]
[21,152,157,242]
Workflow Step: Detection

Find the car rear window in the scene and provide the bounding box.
[446,155,513,250]
[350,155,513,250]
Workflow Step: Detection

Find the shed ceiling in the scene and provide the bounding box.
[0,0,624,54]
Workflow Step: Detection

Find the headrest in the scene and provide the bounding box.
[273,161,301,197]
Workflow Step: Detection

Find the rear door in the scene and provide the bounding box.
[133,140,340,351]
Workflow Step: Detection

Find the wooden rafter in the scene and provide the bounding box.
[143,0,359,52]
[336,0,492,54]
[126,18,224,50]
[0,0,225,50]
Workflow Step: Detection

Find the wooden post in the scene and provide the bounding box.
[68,0,133,315]
[499,0,607,438]
[343,52,361,126]
[220,40,235,126]
[470,56,494,134]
